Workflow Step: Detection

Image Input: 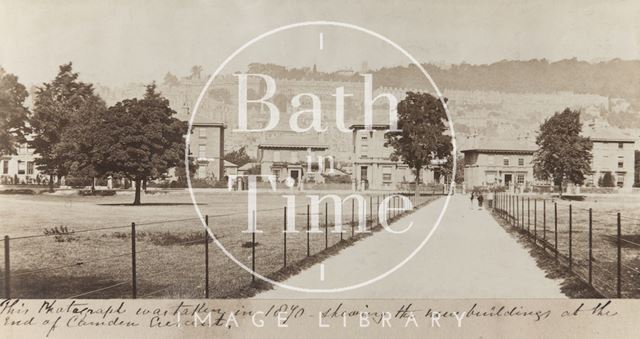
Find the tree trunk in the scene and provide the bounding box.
[558,181,563,198]
[48,174,54,193]
[133,179,142,205]
[91,177,96,192]
[415,167,421,204]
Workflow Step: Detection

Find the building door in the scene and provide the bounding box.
[504,174,512,186]
[360,166,369,190]
[290,169,300,184]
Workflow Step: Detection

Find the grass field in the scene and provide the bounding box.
[0,189,438,298]
[496,193,640,298]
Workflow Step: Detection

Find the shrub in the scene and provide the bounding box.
[601,172,615,187]
[322,174,352,184]
[0,189,36,194]
[78,189,117,196]
[43,226,77,242]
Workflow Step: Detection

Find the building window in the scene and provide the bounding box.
[517,173,525,184]
[518,158,524,166]
[199,128,207,139]
[27,162,34,175]
[17,161,25,175]
[2,160,7,174]
[617,174,624,188]
[618,142,624,149]
[382,166,392,183]
[198,145,206,158]
[618,157,624,169]
[503,158,510,166]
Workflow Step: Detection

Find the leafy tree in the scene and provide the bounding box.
[30,63,105,192]
[225,146,252,167]
[533,108,592,196]
[0,67,30,155]
[443,154,465,185]
[95,83,186,205]
[601,172,615,187]
[384,92,452,195]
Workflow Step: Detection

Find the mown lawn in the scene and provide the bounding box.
[0,189,439,298]
[497,193,640,298]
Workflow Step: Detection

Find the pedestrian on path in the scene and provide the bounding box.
[477,193,484,210]
[469,192,475,209]
[487,191,494,209]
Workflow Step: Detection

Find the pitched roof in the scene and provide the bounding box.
[461,138,537,154]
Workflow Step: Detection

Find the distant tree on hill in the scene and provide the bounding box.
[0,67,30,156]
[95,83,186,205]
[533,108,592,196]
[190,65,203,80]
[385,92,452,195]
[163,72,179,86]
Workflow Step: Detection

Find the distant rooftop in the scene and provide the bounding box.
[582,127,636,143]
[258,135,328,150]
[461,138,537,154]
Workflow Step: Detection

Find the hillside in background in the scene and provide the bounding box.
[92,59,640,157]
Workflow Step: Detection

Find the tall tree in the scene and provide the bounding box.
[385,92,452,195]
[30,63,104,192]
[95,83,186,205]
[533,108,592,196]
[0,68,30,156]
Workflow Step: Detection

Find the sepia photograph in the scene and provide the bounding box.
[1,0,640,338]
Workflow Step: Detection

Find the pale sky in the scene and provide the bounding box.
[1,0,639,86]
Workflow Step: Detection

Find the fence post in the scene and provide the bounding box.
[283,207,287,268]
[534,199,537,244]
[325,202,328,250]
[306,205,310,257]
[527,197,530,233]
[617,212,622,298]
[3,235,9,299]
[543,200,546,250]
[369,196,373,227]
[252,210,256,283]
[521,197,524,229]
[131,222,137,299]
[351,199,355,238]
[516,195,519,227]
[204,215,209,298]
[377,195,380,225]
[554,202,558,259]
[569,204,573,271]
[589,208,593,285]
[508,194,513,226]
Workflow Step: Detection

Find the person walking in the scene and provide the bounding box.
[469,192,475,209]
[477,193,484,210]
